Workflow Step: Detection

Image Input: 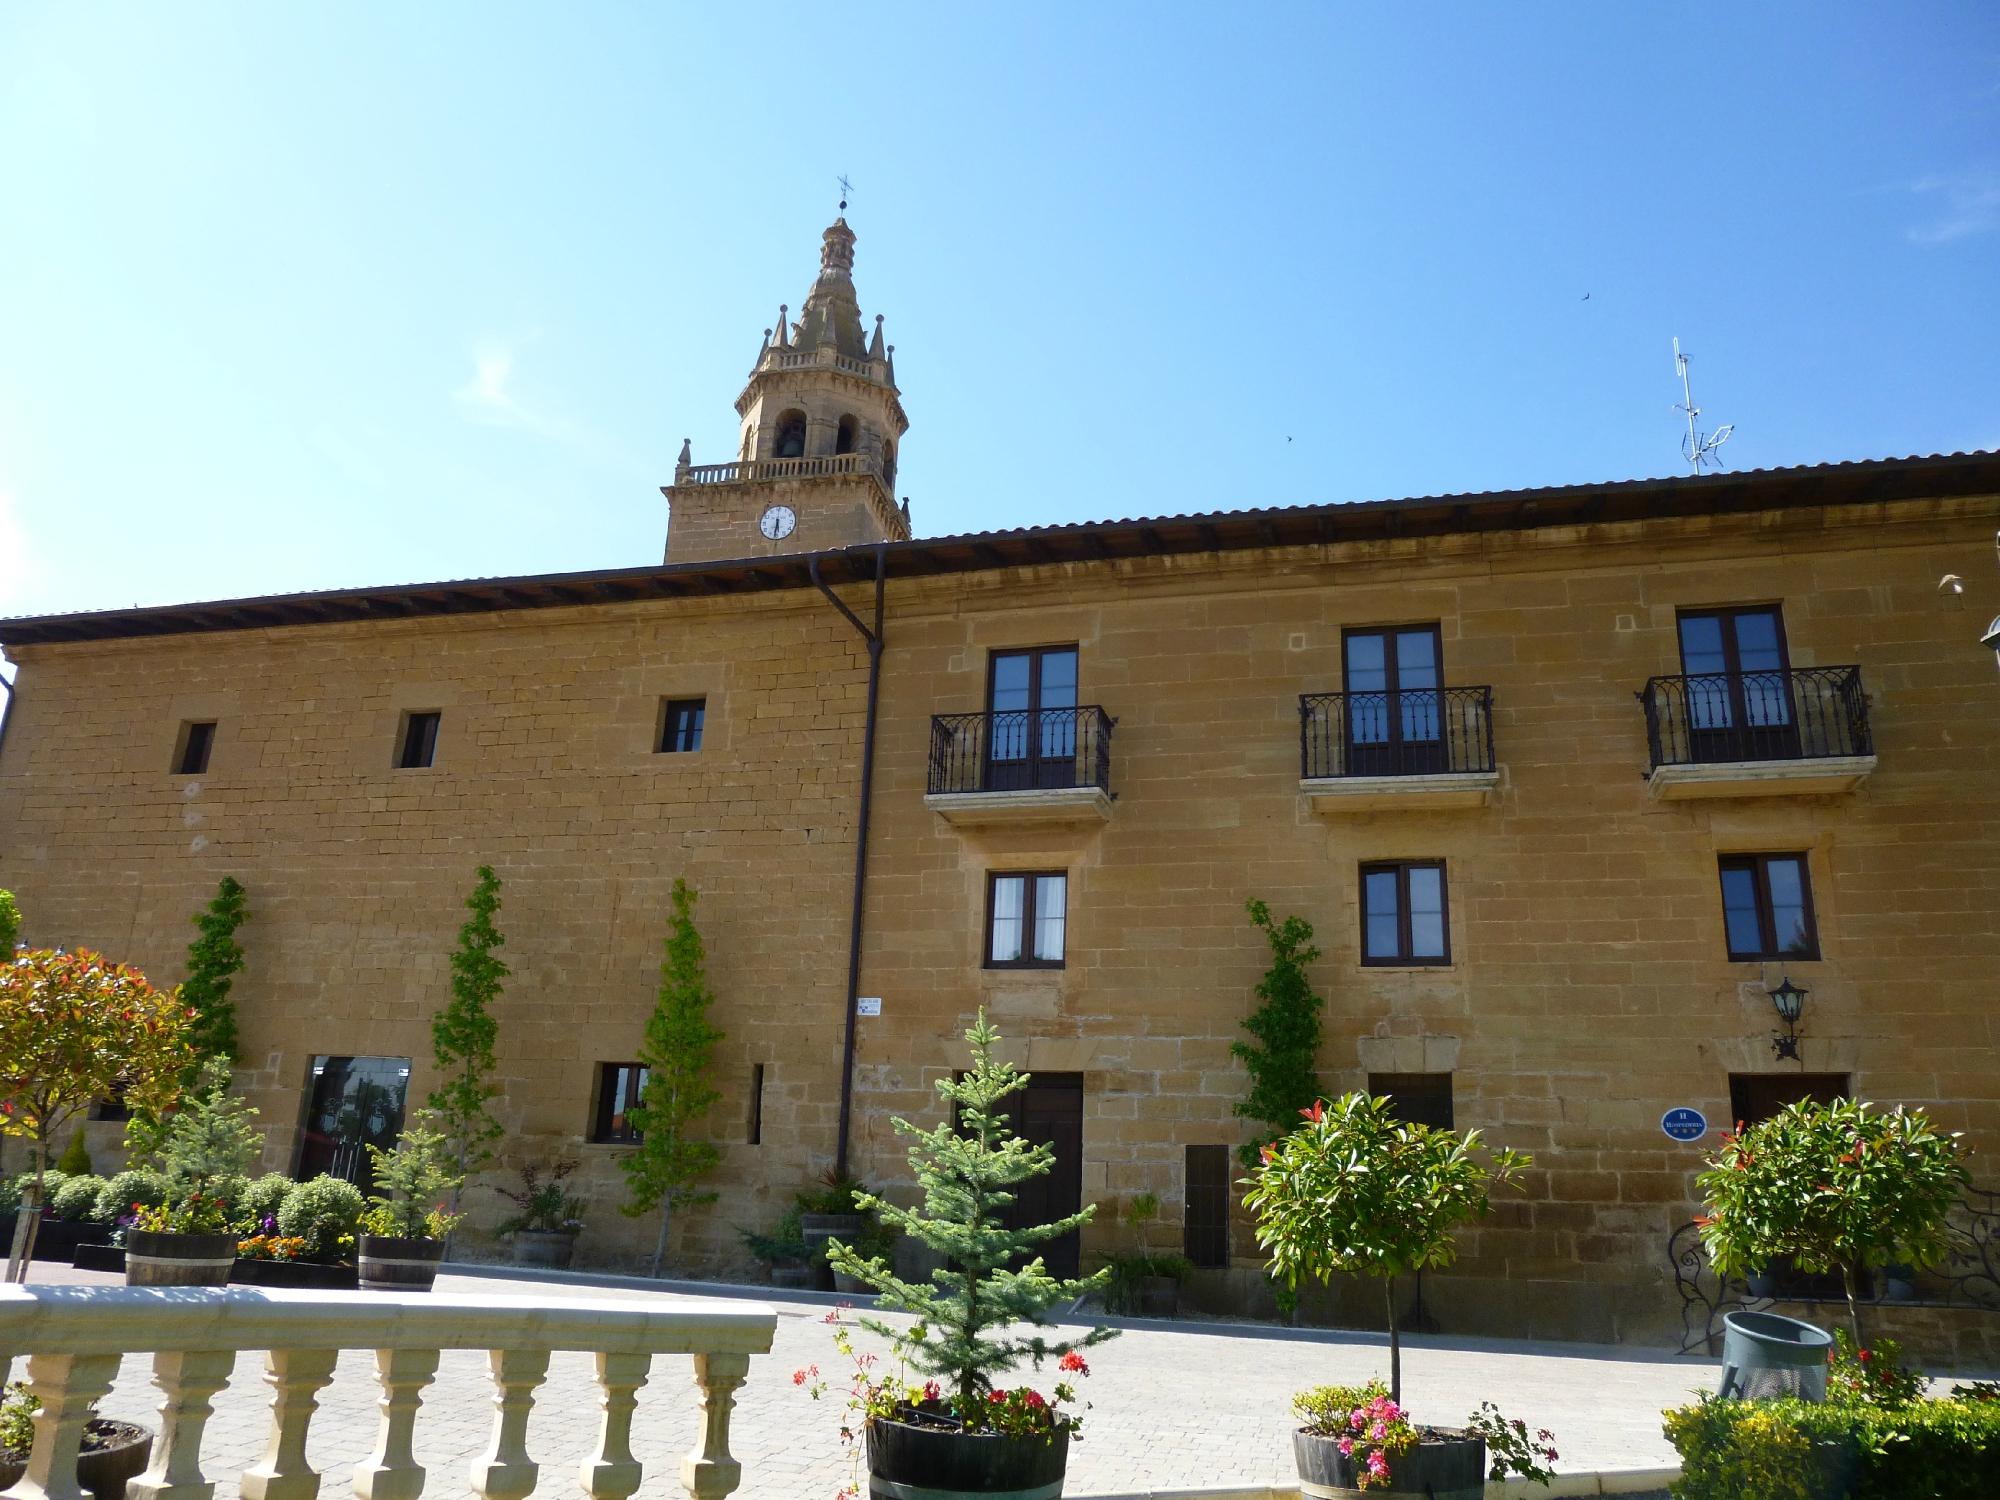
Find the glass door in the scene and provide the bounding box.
[294,1055,411,1190]
[1343,626,1444,775]
[1678,608,1799,761]
[985,646,1079,791]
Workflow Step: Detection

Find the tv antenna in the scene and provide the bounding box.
[1673,337,1733,473]
[837,174,852,212]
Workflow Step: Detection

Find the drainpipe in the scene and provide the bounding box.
[810,547,886,1179]
[0,655,15,770]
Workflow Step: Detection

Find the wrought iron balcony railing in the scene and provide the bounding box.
[928,707,1113,796]
[1640,666,1870,770]
[1299,687,1496,779]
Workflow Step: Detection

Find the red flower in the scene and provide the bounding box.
[1300,1100,1325,1124]
[1058,1351,1089,1375]
[1024,1389,1047,1410]
[1858,1349,1872,1362]
[922,1381,941,1403]
[1259,1144,1275,1165]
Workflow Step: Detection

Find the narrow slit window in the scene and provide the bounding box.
[659,698,706,754]
[748,1063,766,1145]
[397,711,441,769]
[986,871,1066,969]
[174,721,216,775]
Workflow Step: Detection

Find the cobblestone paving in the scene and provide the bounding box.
[24,1262,1706,1497]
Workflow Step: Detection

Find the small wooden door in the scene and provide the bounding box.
[1726,1073,1854,1298]
[995,1072,1084,1279]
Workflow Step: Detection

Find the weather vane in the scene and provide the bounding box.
[1673,337,1733,473]
[837,174,852,213]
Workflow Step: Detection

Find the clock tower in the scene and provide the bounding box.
[662,214,911,564]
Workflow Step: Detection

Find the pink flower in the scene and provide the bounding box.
[922,1381,941,1403]
[1349,1409,1367,1431]
[1336,1438,1355,1457]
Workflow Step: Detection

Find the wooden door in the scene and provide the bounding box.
[995,1072,1084,1279]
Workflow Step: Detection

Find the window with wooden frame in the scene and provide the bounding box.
[1182,1144,1231,1268]
[1359,860,1449,965]
[658,698,706,754]
[396,710,441,769]
[172,721,216,775]
[985,646,1080,791]
[1717,854,1819,960]
[1369,1072,1455,1130]
[985,871,1067,969]
[591,1062,648,1143]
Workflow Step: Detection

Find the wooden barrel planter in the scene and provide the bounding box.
[124,1230,235,1287]
[866,1412,1070,1500]
[509,1230,577,1268]
[230,1258,360,1290]
[356,1234,446,1292]
[1293,1429,1484,1500]
[0,1419,152,1500]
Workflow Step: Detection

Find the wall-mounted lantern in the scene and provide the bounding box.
[1769,976,1808,1061]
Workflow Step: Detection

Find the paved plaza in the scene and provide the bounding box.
[23,1261,1718,1497]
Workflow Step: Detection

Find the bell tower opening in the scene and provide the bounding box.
[662,212,912,564]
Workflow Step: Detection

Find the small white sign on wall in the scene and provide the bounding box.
[856,996,882,1017]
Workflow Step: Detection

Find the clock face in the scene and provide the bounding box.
[759,504,797,541]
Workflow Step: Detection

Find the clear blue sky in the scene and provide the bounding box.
[2,4,1996,630]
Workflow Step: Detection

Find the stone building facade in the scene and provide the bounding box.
[2,217,1997,1349]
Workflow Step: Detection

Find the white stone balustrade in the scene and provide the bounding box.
[0,1286,776,1500]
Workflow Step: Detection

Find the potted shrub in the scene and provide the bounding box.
[810,1012,1116,1499]
[123,1058,262,1287]
[232,1173,363,1289]
[1696,1098,1969,1345]
[1244,1093,1554,1497]
[33,1173,114,1264]
[0,1379,152,1500]
[355,1110,464,1292]
[494,1158,586,1267]
[742,1209,817,1289]
[1101,1194,1191,1318]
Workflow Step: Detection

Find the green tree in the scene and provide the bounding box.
[55,1129,93,1176]
[149,1056,266,1194]
[1,948,195,1280]
[1243,1092,1530,1404]
[362,1109,466,1239]
[620,878,723,1277]
[428,865,508,1198]
[1231,898,1324,1167]
[0,889,20,953]
[1696,1097,1969,1345]
[182,876,249,1070]
[826,1011,1116,1418]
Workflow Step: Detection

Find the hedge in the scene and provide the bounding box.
[1665,1391,2000,1500]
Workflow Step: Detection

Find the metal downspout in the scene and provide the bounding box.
[0,657,15,770]
[810,548,886,1179]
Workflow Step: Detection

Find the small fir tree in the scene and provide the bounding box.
[361,1108,466,1240]
[0,948,195,1280]
[826,1011,1116,1418]
[0,889,20,953]
[620,878,723,1277]
[149,1055,266,1205]
[428,865,509,1198]
[181,876,249,1070]
[1231,899,1325,1167]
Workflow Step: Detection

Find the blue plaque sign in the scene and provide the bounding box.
[1661,1107,1708,1142]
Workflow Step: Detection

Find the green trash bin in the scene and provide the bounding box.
[1718,1310,1833,1400]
